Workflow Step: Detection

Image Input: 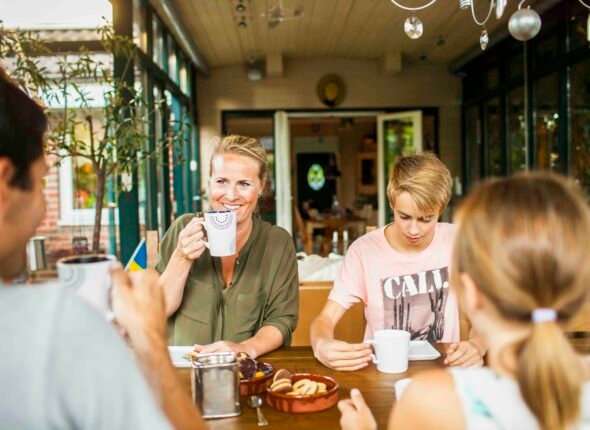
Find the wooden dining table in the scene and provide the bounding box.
[175,344,449,430]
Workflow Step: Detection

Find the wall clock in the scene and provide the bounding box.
[316,74,346,107]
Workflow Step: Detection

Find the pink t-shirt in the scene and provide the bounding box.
[329,223,460,343]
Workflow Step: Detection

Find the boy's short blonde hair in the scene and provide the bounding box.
[387,153,452,215]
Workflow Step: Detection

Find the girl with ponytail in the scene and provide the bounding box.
[339,172,590,430]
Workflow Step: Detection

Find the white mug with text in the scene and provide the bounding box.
[366,329,411,373]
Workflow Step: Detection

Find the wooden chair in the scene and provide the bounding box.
[291,281,365,346]
[294,207,313,255]
[146,230,160,269]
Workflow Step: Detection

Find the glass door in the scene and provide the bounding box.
[377,111,423,226]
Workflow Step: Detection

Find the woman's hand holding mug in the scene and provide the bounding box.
[176,217,208,261]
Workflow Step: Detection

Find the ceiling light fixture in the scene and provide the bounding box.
[469,0,494,51]
[236,0,246,13]
[238,16,247,29]
[508,1,542,41]
[389,0,438,40]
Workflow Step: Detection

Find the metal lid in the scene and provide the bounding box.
[192,352,237,368]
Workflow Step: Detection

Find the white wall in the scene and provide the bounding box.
[197,57,462,192]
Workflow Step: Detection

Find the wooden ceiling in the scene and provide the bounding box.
[163,0,546,69]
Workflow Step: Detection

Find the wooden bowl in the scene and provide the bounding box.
[266,373,339,413]
[239,363,274,396]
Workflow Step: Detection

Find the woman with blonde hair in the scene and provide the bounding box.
[339,172,590,429]
[156,135,298,357]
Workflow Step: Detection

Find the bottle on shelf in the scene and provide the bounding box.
[342,229,349,255]
[331,230,339,255]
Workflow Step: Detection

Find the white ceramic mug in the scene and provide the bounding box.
[57,254,117,319]
[196,210,237,257]
[366,329,411,374]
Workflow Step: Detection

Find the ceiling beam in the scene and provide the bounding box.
[266,52,284,78]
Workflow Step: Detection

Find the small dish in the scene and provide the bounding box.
[168,346,196,368]
[240,362,274,396]
[409,340,441,361]
[266,373,339,413]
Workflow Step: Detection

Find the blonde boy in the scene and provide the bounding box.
[310,153,485,371]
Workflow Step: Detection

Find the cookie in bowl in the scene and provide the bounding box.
[267,371,339,413]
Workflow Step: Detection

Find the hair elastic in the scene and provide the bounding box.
[531,308,557,323]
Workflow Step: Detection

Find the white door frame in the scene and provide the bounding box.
[274,111,384,234]
[377,111,423,227]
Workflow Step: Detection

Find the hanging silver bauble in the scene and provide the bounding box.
[404,16,423,39]
[480,29,489,50]
[508,8,542,41]
[496,0,507,19]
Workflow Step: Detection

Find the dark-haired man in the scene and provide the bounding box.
[0,69,204,429]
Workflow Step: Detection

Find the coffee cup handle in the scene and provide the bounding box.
[366,339,378,364]
[193,220,210,249]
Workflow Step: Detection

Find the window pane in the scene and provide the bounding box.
[71,118,106,209]
[570,58,590,194]
[534,73,560,170]
[465,104,481,189]
[132,0,147,52]
[152,17,164,68]
[486,66,500,91]
[168,37,178,83]
[485,97,503,176]
[568,8,589,51]
[507,86,526,172]
[534,33,559,68]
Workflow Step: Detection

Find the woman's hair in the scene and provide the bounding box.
[452,172,590,430]
[387,152,452,215]
[210,135,268,181]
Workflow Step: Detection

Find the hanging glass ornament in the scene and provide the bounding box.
[404,16,424,39]
[389,1,436,40]
[480,29,489,50]
[508,7,542,41]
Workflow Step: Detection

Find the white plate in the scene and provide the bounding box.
[168,346,195,368]
[408,340,440,361]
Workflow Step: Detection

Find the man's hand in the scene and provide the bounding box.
[176,217,207,261]
[338,389,377,430]
[110,265,167,349]
[314,339,372,371]
[444,340,484,367]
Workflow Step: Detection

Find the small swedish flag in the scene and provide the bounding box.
[125,239,147,272]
